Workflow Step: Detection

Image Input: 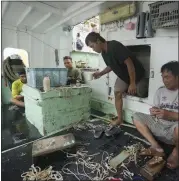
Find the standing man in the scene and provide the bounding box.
[63,56,82,84]
[85,32,145,125]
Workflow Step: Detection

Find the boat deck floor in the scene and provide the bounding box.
[2,119,179,181]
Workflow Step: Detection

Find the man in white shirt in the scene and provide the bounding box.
[133,61,179,169]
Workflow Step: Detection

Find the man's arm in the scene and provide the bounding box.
[154,109,178,121]
[93,66,112,79]
[16,95,24,100]
[166,111,178,121]
[75,69,82,81]
[124,58,136,85]
[124,58,137,94]
[11,98,25,107]
[11,82,24,107]
[12,82,19,99]
[99,66,112,76]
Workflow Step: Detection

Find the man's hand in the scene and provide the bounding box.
[16,95,24,100]
[150,107,178,121]
[150,107,159,116]
[128,83,137,95]
[150,107,169,119]
[154,109,170,119]
[93,71,101,79]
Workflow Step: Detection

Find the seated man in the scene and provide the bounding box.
[11,71,27,107]
[63,56,82,84]
[133,61,178,169]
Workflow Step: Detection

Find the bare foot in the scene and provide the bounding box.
[110,117,122,126]
[167,147,179,169]
[140,146,165,157]
[150,145,164,153]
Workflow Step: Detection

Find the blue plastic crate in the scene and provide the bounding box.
[26,68,68,88]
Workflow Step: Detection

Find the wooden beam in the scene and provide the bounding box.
[2,1,10,18]
[31,13,52,30]
[16,6,33,27]
[22,1,63,16]
[44,1,106,33]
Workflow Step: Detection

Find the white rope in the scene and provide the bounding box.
[120,163,134,180]
[21,143,143,181]
[21,164,63,181]
[62,149,117,181]
[123,143,143,165]
[113,144,144,180]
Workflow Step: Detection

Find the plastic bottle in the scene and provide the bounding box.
[43,76,51,92]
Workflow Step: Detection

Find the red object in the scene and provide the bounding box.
[125,22,135,30]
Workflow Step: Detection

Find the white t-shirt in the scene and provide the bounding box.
[153,86,178,122]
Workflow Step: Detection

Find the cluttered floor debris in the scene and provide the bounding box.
[2,119,179,181]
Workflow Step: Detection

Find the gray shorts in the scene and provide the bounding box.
[114,77,149,97]
[114,78,128,93]
[133,112,178,145]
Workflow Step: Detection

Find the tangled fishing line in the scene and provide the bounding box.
[62,148,117,181]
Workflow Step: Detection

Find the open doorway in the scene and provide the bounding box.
[2,48,40,151]
[3,47,29,67]
[2,47,29,104]
[126,45,151,99]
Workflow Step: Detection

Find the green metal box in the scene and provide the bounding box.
[22,85,92,136]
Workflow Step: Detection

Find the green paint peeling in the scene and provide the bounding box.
[22,85,92,136]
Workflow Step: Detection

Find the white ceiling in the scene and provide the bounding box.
[2,1,125,34]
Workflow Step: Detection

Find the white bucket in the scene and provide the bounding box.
[83,71,94,82]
